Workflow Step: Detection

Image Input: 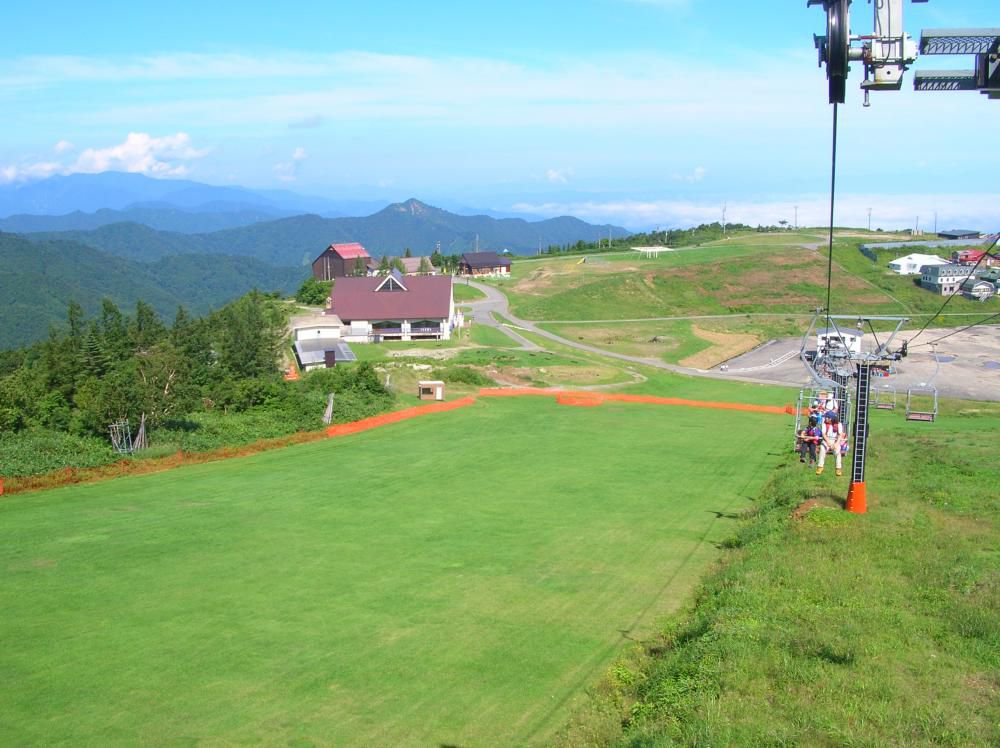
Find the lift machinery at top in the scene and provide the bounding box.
[809,0,1000,105]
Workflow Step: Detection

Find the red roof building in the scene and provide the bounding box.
[327,273,459,342]
[312,242,371,280]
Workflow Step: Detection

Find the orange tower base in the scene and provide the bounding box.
[846,481,867,514]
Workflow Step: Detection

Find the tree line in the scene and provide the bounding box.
[0,292,394,477]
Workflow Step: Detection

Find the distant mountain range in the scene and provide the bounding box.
[0,172,628,349]
[23,198,626,264]
[0,171,358,218]
[0,232,306,350]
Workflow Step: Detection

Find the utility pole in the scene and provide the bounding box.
[867,207,872,232]
[475,233,479,252]
[934,211,938,235]
[794,205,798,230]
[722,202,727,236]
[915,216,920,235]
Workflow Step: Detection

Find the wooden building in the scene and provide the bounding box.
[312,242,371,280]
[458,251,511,276]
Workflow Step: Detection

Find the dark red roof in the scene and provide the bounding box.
[461,251,511,268]
[329,242,369,260]
[328,275,453,321]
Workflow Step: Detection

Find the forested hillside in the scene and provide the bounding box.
[0,232,306,349]
[0,292,394,479]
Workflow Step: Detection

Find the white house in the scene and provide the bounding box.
[887,253,948,275]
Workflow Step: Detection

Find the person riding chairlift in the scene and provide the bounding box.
[816,414,847,477]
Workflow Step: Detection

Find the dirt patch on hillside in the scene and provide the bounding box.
[679,325,760,369]
[791,499,823,521]
[387,348,463,359]
[513,261,641,296]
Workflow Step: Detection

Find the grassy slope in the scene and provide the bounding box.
[496,235,994,326]
[452,282,487,302]
[0,396,787,746]
[559,405,1000,746]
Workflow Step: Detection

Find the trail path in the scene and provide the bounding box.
[464,280,794,388]
[464,276,999,399]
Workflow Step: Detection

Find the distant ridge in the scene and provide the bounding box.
[25,197,627,265]
[0,231,306,350]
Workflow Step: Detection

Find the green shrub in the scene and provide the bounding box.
[0,429,118,478]
[429,366,495,386]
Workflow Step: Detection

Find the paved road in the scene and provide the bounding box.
[461,281,542,351]
[464,281,1000,401]
[465,280,792,388]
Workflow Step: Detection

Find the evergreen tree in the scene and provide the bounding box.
[418,256,432,274]
[131,300,167,352]
[403,247,412,258]
[100,299,130,363]
[215,290,284,380]
[83,325,108,378]
[378,256,391,275]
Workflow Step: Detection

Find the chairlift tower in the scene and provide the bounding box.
[799,313,910,513]
[807,0,996,512]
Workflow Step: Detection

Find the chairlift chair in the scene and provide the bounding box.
[873,384,897,411]
[905,385,938,422]
[905,344,940,422]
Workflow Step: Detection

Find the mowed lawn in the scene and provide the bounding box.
[1,396,787,746]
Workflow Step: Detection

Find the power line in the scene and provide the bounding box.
[911,309,1000,349]
[908,233,1000,346]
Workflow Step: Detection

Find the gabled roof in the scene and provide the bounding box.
[375,271,408,292]
[328,242,369,260]
[887,253,947,266]
[329,275,452,321]
[461,251,511,268]
[379,256,433,274]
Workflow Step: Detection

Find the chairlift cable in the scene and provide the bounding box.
[824,101,840,330]
[911,309,1000,349]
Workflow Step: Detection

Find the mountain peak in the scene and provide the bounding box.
[390,198,436,216]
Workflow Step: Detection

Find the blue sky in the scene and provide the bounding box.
[1,0,997,229]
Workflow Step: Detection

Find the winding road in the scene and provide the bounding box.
[463,280,799,388]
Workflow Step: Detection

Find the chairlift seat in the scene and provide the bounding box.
[906,411,935,422]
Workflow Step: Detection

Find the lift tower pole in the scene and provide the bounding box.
[846,362,873,512]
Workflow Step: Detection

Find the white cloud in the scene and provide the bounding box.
[510,193,1000,232]
[0,132,207,183]
[0,161,63,184]
[673,166,706,183]
[73,132,207,177]
[274,146,307,182]
[545,168,572,184]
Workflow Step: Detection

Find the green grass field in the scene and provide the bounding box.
[568,405,1000,746]
[0,396,787,746]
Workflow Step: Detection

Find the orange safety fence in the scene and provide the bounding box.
[325,396,477,437]
[479,388,793,416]
[2,389,790,496]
